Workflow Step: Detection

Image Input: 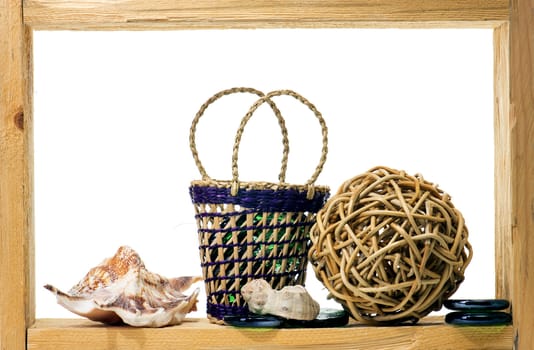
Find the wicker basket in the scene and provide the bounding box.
[189,87,330,323]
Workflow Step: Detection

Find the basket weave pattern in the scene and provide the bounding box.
[189,88,330,323]
[190,186,327,321]
[308,166,472,324]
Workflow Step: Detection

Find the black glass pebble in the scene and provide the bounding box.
[224,308,349,328]
[284,308,349,328]
[444,299,510,311]
[223,314,283,328]
[445,311,512,326]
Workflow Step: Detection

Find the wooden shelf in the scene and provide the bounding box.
[23,0,509,30]
[2,0,533,349]
[28,317,513,350]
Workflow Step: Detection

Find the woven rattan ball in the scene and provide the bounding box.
[308,166,473,324]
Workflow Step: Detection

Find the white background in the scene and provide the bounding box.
[33,28,494,319]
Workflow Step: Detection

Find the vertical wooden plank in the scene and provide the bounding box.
[23,24,36,333]
[510,0,534,349]
[0,0,34,350]
[493,22,511,302]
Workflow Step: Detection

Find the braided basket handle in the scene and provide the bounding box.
[231,90,328,199]
[189,87,289,183]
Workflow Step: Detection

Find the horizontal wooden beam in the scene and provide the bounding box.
[27,317,513,350]
[23,0,510,29]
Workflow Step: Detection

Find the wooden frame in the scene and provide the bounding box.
[1,1,532,349]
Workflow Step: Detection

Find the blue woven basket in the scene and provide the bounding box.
[189,88,330,323]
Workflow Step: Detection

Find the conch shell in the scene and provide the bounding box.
[44,246,201,327]
[241,279,320,321]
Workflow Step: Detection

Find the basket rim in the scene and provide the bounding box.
[190,179,330,192]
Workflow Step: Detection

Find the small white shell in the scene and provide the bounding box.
[45,246,201,327]
[241,279,320,321]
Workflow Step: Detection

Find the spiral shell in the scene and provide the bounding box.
[241,279,320,321]
[45,246,201,327]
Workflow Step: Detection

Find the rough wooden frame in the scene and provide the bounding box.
[1,0,532,349]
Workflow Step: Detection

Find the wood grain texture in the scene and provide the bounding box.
[0,0,34,349]
[0,1,523,349]
[23,0,510,29]
[28,317,513,350]
[494,22,512,303]
[510,0,534,349]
